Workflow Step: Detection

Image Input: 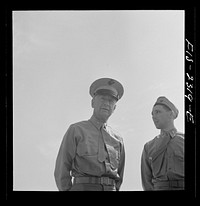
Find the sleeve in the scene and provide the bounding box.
[141,144,154,191]
[54,125,77,191]
[115,139,125,191]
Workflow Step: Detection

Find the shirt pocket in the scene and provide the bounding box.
[173,150,184,174]
[105,143,120,170]
[77,138,98,156]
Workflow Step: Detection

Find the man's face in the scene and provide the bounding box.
[92,94,117,122]
[151,105,173,129]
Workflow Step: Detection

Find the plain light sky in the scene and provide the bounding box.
[13,10,184,191]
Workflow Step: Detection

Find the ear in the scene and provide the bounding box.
[91,98,94,108]
[170,110,175,120]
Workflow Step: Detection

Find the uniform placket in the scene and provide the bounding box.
[166,134,174,180]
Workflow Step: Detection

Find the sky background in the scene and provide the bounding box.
[13,10,184,191]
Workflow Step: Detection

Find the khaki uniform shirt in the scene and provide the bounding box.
[54,115,125,191]
[141,128,184,191]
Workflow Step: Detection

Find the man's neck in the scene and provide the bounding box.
[92,113,107,124]
[161,124,175,133]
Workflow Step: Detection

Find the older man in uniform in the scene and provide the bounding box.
[141,96,184,190]
[54,78,125,191]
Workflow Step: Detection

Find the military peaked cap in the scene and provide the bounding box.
[89,78,124,101]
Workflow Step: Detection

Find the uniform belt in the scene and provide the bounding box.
[154,180,184,188]
[74,176,116,186]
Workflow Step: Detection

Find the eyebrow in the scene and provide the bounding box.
[101,95,116,101]
[152,109,161,114]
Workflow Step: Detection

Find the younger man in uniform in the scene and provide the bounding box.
[141,96,184,190]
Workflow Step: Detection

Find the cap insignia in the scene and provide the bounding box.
[108,79,115,85]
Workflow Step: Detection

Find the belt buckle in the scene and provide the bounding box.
[100,177,110,185]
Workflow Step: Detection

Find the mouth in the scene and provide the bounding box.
[101,108,109,112]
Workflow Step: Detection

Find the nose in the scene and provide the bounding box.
[103,99,110,106]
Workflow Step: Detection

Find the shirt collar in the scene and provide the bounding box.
[89,115,107,130]
[160,127,177,138]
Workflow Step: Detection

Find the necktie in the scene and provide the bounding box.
[98,125,106,162]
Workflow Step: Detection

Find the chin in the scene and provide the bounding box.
[102,114,110,119]
[155,125,161,129]
[102,114,110,121]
